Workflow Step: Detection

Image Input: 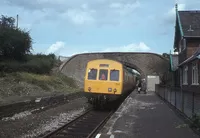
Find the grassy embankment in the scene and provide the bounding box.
[0,54,81,104]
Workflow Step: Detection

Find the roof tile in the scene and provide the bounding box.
[179,11,200,36]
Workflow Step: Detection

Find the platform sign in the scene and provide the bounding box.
[147,75,160,92]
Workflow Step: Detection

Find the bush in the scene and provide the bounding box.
[0,15,32,60]
[190,114,200,131]
[0,53,58,74]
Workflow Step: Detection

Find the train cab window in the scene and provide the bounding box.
[110,70,119,81]
[99,69,108,80]
[88,69,97,80]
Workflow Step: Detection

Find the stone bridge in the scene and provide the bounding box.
[60,52,169,88]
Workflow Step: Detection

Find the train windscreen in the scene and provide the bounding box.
[110,70,119,81]
[88,69,97,80]
[99,69,108,80]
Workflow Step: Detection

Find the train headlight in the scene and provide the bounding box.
[108,88,112,92]
[88,87,91,91]
[113,88,117,93]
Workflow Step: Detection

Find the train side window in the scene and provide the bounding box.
[99,69,108,80]
[88,69,97,80]
[110,70,119,81]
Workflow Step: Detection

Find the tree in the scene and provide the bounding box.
[162,53,170,59]
[0,15,15,28]
[0,15,32,60]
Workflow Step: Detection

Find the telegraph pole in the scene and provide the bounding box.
[16,14,18,28]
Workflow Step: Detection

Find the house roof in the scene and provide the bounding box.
[179,46,200,66]
[170,54,179,71]
[178,11,200,37]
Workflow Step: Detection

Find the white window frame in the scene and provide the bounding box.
[192,61,199,85]
[179,40,182,53]
[183,65,188,85]
[183,38,186,50]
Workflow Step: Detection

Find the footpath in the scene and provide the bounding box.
[96,91,199,138]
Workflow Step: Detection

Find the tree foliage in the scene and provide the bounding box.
[0,15,58,74]
[0,53,58,74]
[0,15,32,60]
[0,15,15,28]
[162,53,170,59]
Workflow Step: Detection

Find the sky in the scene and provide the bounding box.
[1,0,200,57]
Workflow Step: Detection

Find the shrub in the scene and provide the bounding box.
[0,53,58,74]
[190,114,200,130]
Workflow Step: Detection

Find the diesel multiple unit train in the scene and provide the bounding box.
[84,59,138,108]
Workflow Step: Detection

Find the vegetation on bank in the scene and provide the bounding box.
[0,53,58,74]
[0,15,79,101]
[0,72,80,98]
[190,114,200,132]
[0,15,58,74]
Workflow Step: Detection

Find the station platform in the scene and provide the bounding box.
[95,91,199,138]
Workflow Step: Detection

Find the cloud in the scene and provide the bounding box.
[63,42,151,57]
[46,41,65,54]
[102,42,150,52]
[109,1,140,16]
[61,8,95,25]
[155,3,186,35]
[162,3,186,25]
[3,0,141,27]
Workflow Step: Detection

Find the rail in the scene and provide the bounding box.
[42,108,114,138]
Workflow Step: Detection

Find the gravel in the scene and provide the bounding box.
[0,97,91,138]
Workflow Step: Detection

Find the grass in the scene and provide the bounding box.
[0,72,81,95]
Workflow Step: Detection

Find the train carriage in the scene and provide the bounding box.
[84,59,137,108]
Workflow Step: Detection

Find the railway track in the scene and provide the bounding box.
[42,108,114,138]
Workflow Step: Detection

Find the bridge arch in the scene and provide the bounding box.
[60,52,169,88]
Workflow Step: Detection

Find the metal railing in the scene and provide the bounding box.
[155,84,200,119]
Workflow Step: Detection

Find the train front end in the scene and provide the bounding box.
[84,59,123,107]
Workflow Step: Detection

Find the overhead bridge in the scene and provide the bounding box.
[60,52,169,88]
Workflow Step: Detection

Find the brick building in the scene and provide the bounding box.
[172,4,200,92]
